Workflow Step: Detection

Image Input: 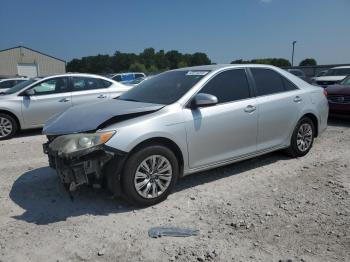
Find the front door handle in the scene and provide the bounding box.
[294,96,302,103]
[59,98,70,102]
[97,94,107,99]
[244,105,256,113]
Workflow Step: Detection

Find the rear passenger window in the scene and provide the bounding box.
[251,68,284,96]
[282,77,298,91]
[72,77,105,91]
[200,69,250,104]
[101,79,112,88]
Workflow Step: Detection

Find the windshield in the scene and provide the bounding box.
[118,70,210,105]
[325,68,350,76]
[341,76,350,85]
[3,79,37,94]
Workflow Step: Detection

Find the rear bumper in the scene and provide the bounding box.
[328,103,350,115]
[43,142,126,191]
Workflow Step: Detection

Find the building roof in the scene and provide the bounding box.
[0,46,66,63]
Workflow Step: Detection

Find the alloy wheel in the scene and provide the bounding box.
[134,155,173,199]
[0,117,13,138]
[296,123,313,152]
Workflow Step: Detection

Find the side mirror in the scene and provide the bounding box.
[191,93,218,108]
[23,89,35,96]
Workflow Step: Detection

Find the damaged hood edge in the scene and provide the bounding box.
[43,99,165,135]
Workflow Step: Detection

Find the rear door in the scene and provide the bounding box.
[249,68,303,151]
[70,76,110,106]
[21,77,72,127]
[183,68,258,169]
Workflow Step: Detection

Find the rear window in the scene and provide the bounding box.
[251,68,285,96]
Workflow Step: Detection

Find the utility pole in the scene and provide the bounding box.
[292,41,297,66]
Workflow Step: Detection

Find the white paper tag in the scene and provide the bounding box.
[186,71,209,76]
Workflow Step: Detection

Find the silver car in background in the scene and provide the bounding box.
[0,77,28,92]
[43,64,328,206]
[0,73,130,139]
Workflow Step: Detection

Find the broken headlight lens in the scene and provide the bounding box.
[49,131,115,155]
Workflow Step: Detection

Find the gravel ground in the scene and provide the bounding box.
[0,119,349,262]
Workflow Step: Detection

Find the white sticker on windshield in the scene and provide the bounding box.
[186,71,209,76]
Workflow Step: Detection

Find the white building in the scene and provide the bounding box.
[0,46,66,77]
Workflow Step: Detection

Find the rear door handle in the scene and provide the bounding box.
[97,94,107,99]
[59,98,70,102]
[244,105,256,113]
[294,96,302,103]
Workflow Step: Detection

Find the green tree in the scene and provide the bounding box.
[177,61,188,68]
[147,65,159,73]
[165,50,182,69]
[299,58,317,66]
[231,58,291,67]
[129,62,147,72]
[190,52,211,66]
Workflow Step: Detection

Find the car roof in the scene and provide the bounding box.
[0,78,28,82]
[331,66,350,69]
[174,64,281,72]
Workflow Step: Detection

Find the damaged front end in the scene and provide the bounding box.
[43,131,126,194]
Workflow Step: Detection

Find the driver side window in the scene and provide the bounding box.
[31,77,69,95]
[200,69,251,104]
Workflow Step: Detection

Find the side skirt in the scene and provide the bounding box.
[183,145,288,176]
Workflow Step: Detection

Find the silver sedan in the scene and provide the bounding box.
[43,64,329,206]
[0,73,130,139]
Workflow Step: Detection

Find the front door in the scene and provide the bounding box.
[21,77,72,127]
[183,69,258,169]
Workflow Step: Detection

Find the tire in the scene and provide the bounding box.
[121,144,179,206]
[286,117,315,157]
[0,113,18,140]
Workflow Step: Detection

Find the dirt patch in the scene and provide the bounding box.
[0,120,349,262]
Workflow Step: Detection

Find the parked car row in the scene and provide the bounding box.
[0,73,131,139]
[312,66,350,87]
[326,75,350,115]
[0,77,28,92]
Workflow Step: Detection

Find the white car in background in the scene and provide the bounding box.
[0,73,131,139]
[312,66,350,87]
[0,78,28,92]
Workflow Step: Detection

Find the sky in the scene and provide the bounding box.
[0,0,349,65]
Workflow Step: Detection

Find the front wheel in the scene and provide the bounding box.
[121,144,179,206]
[286,117,315,157]
[0,113,18,140]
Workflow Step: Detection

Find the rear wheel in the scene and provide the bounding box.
[286,117,315,157]
[0,113,18,140]
[121,144,179,206]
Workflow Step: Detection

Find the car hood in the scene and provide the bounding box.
[314,76,347,82]
[43,99,165,135]
[326,85,350,95]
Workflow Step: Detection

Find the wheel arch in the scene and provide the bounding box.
[301,113,319,137]
[0,109,21,130]
[127,137,185,177]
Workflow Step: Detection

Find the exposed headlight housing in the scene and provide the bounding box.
[49,131,115,156]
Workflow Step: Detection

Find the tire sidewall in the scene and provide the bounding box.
[0,113,17,140]
[291,117,315,157]
[122,145,179,206]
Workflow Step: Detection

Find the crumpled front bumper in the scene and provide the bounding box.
[43,141,126,192]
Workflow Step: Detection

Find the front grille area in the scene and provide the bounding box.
[328,95,350,104]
